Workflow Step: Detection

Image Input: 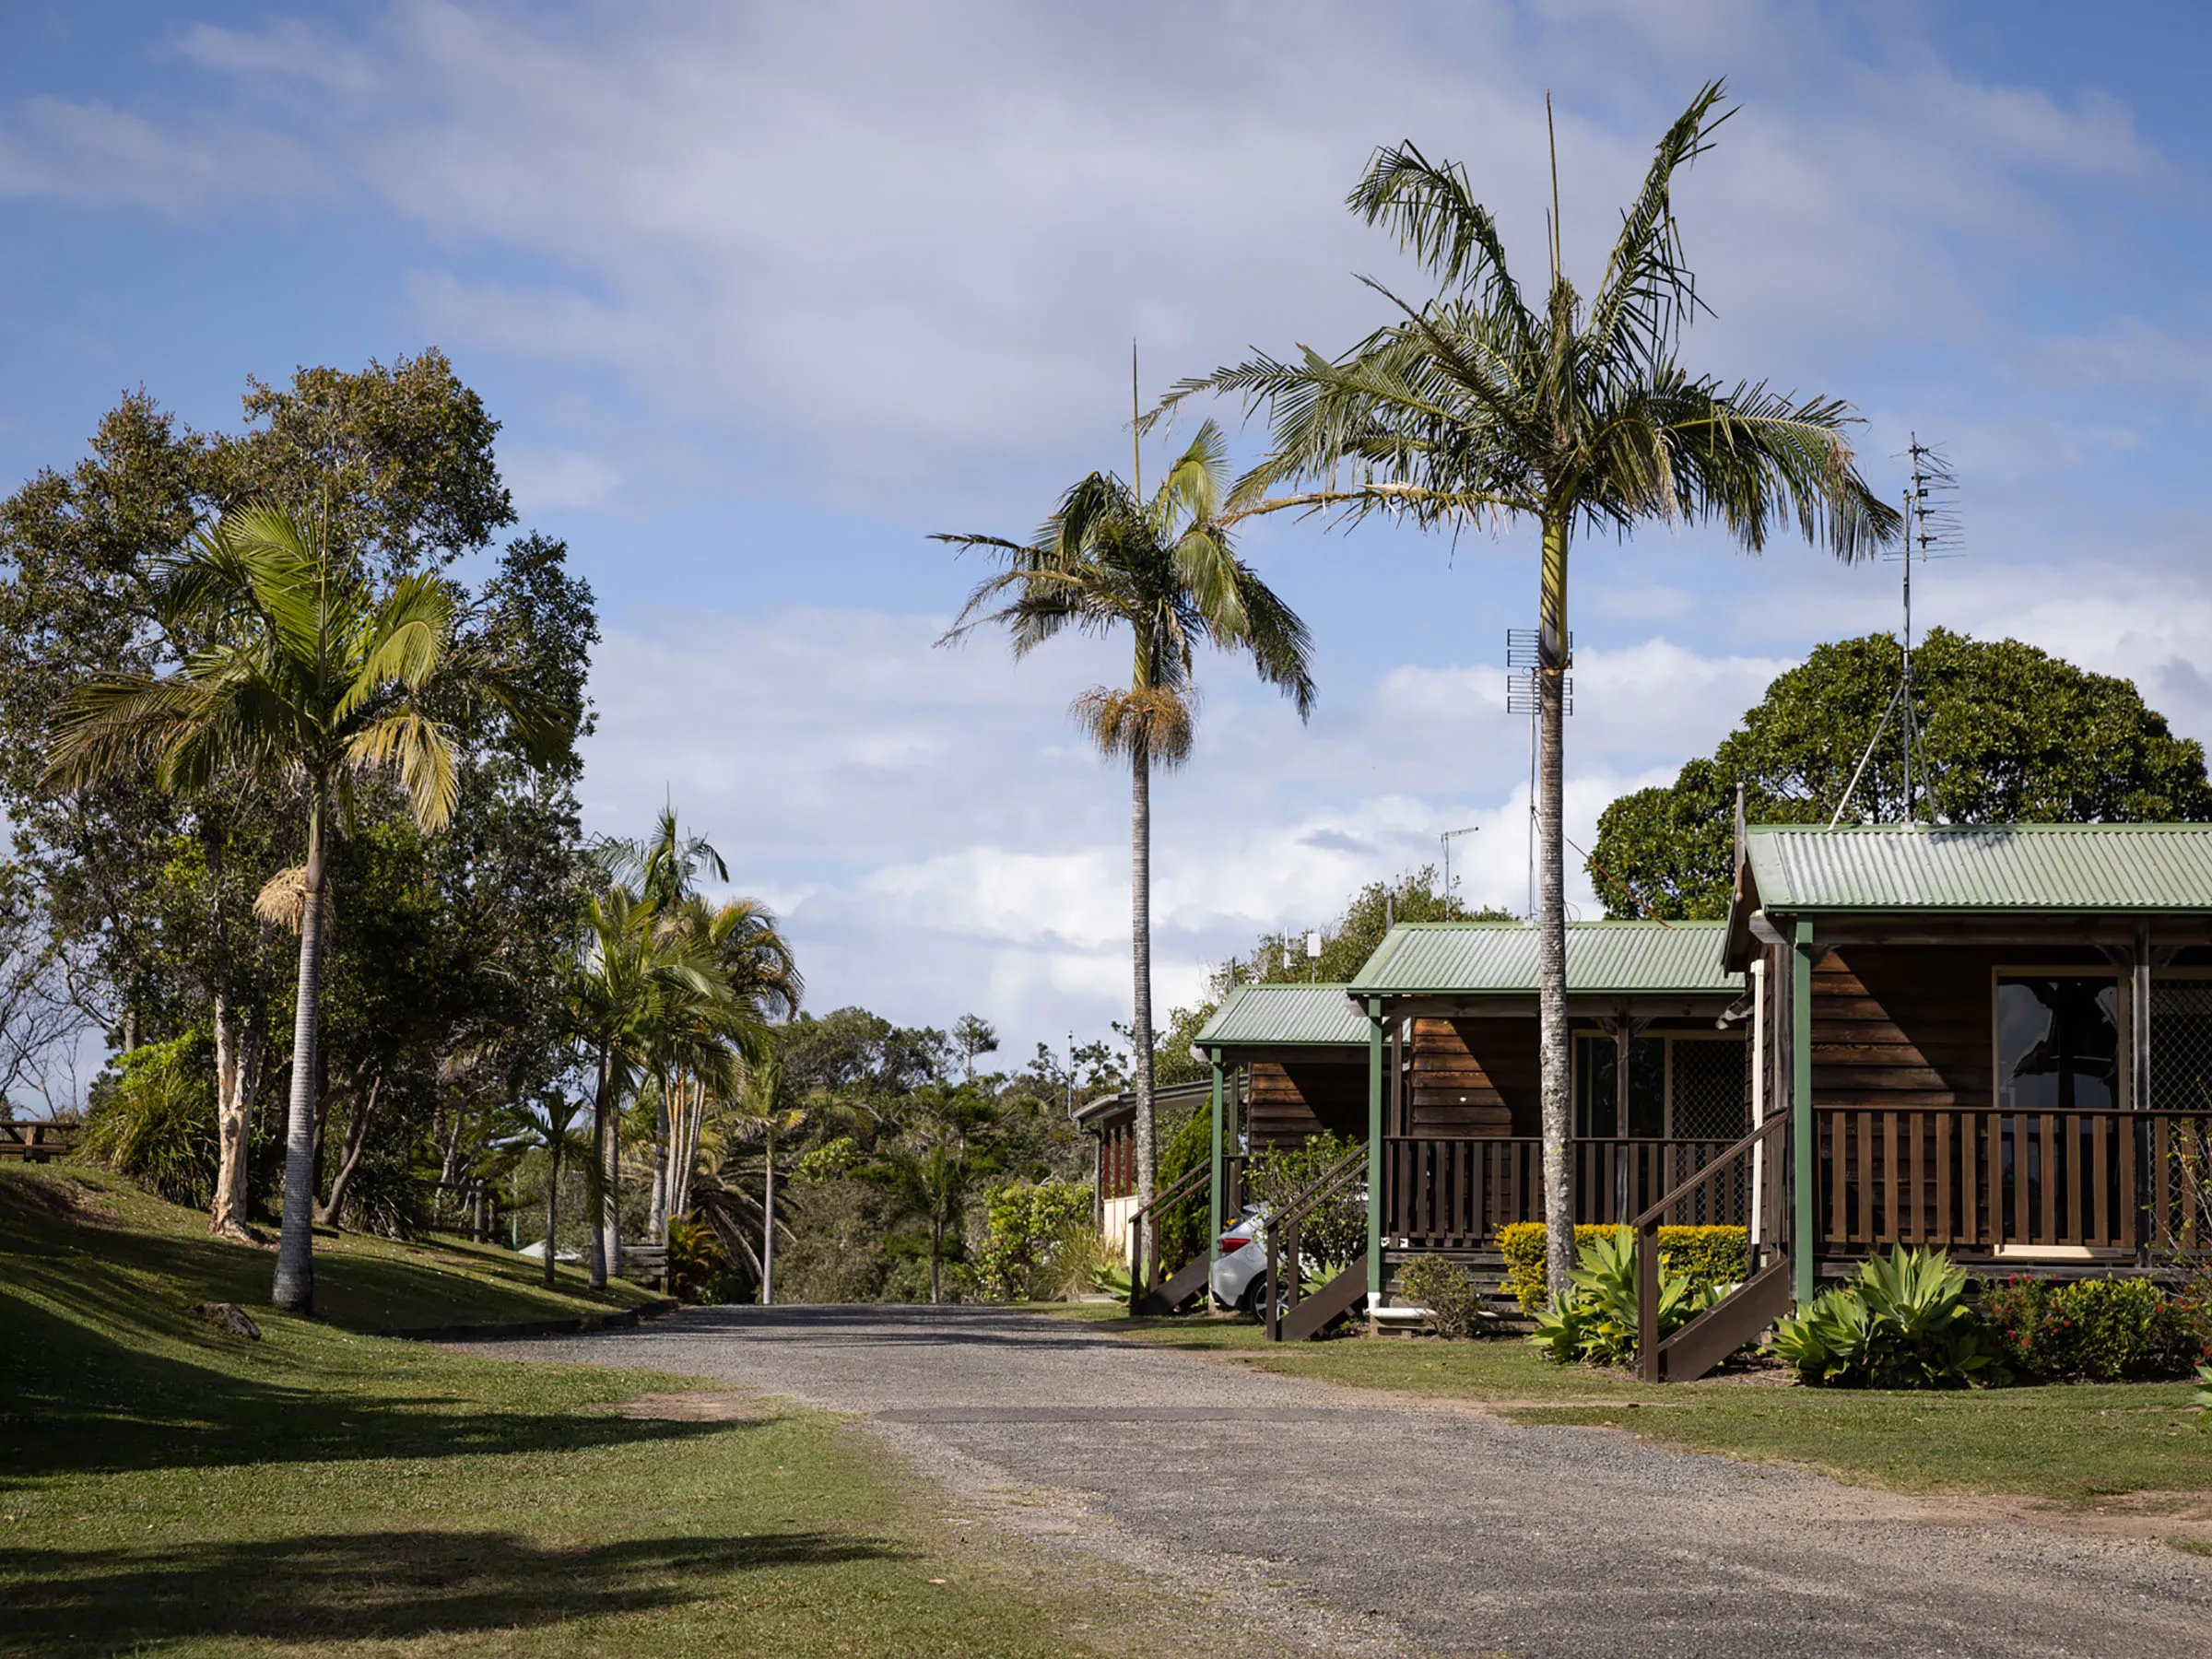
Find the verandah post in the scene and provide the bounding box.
[1792,918,1817,1307]
[1207,1050,1226,1286]
[1367,997,1385,1299]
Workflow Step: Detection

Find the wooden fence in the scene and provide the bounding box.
[0,1122,75,1163]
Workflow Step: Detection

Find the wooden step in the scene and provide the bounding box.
[1135,1253,1211,1316]
[1281,1253,1371,1342]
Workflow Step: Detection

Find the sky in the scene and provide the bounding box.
[6,1,2212,1070]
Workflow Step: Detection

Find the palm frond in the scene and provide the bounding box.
[345,709,460,830]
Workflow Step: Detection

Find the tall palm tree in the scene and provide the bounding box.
[935,420,1316,1214]
[1167,84,1899,1299]
[45,500,558,1312]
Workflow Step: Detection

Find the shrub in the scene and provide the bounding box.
[1981,1275,2204,1382]
[1771,1246,2004,1389]
[1153,1110,1214,1267]
[79,1035,218,1208]
[1498,1221,1747,1313]
[667,1217,744,1303]
[2194,1363,2212,1432]
[1529,1230,1726,1368]
[971,1179,1094,1302]
[1245,1131,1365,1272]
[1398,1255,1485,1339]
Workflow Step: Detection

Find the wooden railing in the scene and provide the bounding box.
[0,1122,75,1162]
[1126,1161,1209,1312]
[1814,1107,2212,1256]
[1635,1113,1792,1383]
[1262,1146,1368,1342]
[1383,1135,1744,1250]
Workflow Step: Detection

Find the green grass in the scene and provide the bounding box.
[1041,1303,2212,1500]
[0,1168,1142,1656]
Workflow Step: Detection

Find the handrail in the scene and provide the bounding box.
[1262,1147,1367,1341]
[1125,1160,1210,1312]
[1634,1113,1788,1381]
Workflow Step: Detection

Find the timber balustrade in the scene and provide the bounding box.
[1382,1135,1746,1250]
[1125,1160,1210,1312]
[1262,1145,1368,1341]
[1814,1107,2212,1256]
[1634,1113,1793,1383]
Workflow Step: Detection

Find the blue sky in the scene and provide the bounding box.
[6,2,2212,1065]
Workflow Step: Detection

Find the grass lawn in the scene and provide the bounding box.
[0,1169,1142,1656]
[1041,1302,2212,1502]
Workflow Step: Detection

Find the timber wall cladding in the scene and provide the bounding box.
[1408,1018,1530,1135]
[1247,1061,1367,1145]
[1811,944,2109,1109]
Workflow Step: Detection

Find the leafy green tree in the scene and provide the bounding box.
[1169,85,1897,1297]
[45,502,560,1312]
[1592,629,2212,920]
[936,422,1316,1219]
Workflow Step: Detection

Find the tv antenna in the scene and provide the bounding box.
[1440,825,1480,920]
[1507,629,1571,915]
[1828,435,1961,827]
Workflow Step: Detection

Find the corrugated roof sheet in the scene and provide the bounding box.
[1347,922,1737,995]
[1747,823,2212,912]
[1194,982,1371,1049]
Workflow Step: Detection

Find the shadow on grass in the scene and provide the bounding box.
[0,1526,901,1653]
[0,1293,743,1484]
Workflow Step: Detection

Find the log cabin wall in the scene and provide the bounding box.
[1811,943,2109,1109]
[1247,1061,1367,1145]
[1407,1017,1535,1136]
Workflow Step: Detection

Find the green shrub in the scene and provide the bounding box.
[971,1179,1094,1302]
[1153,1110,1214,1267]
[1498,1221,1747,1312]
[1771,1247,2004,1389]
[2194,1363,2212,1431]
[1398,1255,1485,1339]
[1981,1275,2203,1382]
[79,1035,218,1208]
[1529,1230,1726,1367]
[668,1217,744,1303]
[1246,1131,1365,1273]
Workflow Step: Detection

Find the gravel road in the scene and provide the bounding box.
[458,1305,2212,1658]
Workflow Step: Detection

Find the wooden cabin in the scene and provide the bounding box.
[1725,822,2212,1302]
[1076,1077,1217,1259]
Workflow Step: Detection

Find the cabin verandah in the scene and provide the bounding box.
[1729,821,2212,1303]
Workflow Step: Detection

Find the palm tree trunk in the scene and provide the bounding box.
[1130,736,1157,1219]
[762,1123,777,1307]
[602,1078,624,1282]
[1536,517,1573,1305]
[271,780,328,1313]
[543,1137,560,1289]
[585,1047,611,1288]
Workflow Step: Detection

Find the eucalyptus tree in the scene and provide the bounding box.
[45,500,559,1312]
[1167,84,1897,1297]
[935,422,1316,1213]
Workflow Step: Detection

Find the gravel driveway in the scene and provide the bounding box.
[459,1305,2212,1658]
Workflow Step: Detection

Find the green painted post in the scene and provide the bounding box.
[1367,998,1385,1297]
[1207,1052,1225,1284]
[1793,917,1817,1307]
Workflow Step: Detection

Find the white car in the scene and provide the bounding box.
[1209,1207,1269,1312]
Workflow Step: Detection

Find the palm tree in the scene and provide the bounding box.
[935,420,1316,1216]
[505,1088,589,1288]
[45,500,557,1312]
[1166,85,1899,1300]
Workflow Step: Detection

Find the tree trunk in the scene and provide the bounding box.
[929,1213,943,1306]
[1536,517,1574,1306]
[317,1071,381,1226]
[602,1072,624,1282]
[585,1046,611,1288]
[543,1137,560,1289]
[1130,737,1157,1218]
[271,781,328,1313]
[761,1123,777,1307]
[210,992,264,1240]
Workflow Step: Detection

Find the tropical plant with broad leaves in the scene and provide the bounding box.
[1530,1228,1724,1367]
[935,421,1315,1219]
[1164,82,1899,1300]
[1770,1245,2005,1388]
[45,500,559,1312]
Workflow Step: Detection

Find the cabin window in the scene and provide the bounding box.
[1573,1033,1745,1139]
[1995,976,2120,1115]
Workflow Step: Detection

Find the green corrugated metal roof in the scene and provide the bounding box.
[1194,982,1371,1050]
[1347,921,1737,995]
[1746,823,2212,912]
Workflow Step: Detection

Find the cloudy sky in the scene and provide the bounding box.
[6,1,2211,1065]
